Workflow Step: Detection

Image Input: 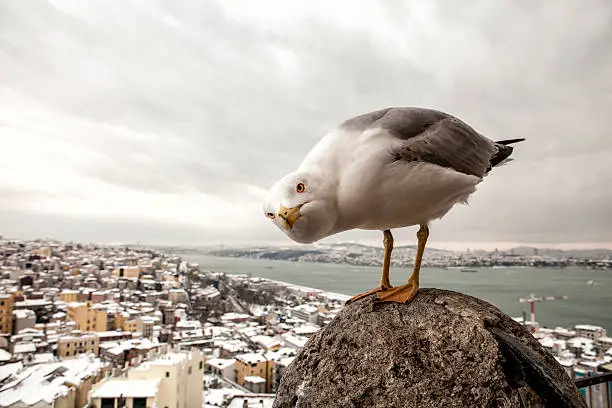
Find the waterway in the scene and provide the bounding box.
[182,254,612,331]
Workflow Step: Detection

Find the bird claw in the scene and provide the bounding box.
[346,284,393,305]
[374,280,419,304]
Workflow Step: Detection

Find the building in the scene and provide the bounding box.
[293,324,320,339]
[235,353,274,393]
[90,348,203,408]
[123,319,140,332]
[112,266,141,279]
[60,290,81,303]
[250,335,281,351]
[13,299,52,313]
[205,358,236,382]
[91,291,111,304]
[66,302,108,332]
[243,376,267,393]
[575,324,607,341]
[219,339,250,359]
[12,309,36,334]
[226,394,275,408]
[159,303,176,326]
[281,333,308,352]
[597,336,612,351]
[0,293,14,334]
[292,304,319,325]
[98,338,162,368]
[57,333,100,358]
[138,316,155,339]
[168,289,188,305]
[96,330,135,343]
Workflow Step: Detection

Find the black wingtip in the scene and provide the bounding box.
[496,138,526,145]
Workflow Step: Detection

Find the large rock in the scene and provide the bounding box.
[274,289,586,408]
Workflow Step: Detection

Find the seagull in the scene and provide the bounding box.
[263,107,524,304]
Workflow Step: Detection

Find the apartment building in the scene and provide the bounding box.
[235,353,274,393]
[66,302,108,332]
[57,333,100,358]
[292,304,319,325]
[60,290,82,303]
[575,324,607,341]
[90,348,203,408]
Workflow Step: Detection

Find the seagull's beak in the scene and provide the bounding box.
[278,204,301,230]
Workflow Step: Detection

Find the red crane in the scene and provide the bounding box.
[518,293,568,332]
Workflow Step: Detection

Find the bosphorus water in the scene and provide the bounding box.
[182,254,612,331]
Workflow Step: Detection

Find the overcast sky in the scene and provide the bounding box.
[1,0,611,250]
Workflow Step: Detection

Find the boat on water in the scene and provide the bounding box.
[460,268,478,273]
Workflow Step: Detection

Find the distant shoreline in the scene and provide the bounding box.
[186,250,612,270]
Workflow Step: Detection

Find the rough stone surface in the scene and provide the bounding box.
[274,289,586,408]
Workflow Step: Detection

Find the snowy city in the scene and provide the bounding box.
[0,237,610,407]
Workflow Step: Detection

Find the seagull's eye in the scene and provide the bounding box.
[296,182,305,193]
[266,212,275,219]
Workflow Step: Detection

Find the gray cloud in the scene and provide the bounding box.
[1,0,611,247]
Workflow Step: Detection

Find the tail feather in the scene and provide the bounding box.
[496,138,526,145]
[488,138,525,170]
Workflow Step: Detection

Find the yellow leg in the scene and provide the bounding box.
[376,224,429,304]
[346,230,394,304]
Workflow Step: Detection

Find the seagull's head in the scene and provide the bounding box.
[263,170,338,244]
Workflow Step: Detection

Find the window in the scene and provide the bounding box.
[101,398,114,408]
[188,367,192,374]
[166,371,170,377]
[199,361,203,370]
[133,398,146,408]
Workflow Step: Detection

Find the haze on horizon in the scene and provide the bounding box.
[1,1,611,251]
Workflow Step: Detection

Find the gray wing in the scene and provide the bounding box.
[341,107,500,178]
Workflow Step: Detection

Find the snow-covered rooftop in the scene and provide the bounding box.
[226,394,275,408]
[0,349,11,362]
[206,358,236,370]
[0,356,107,407]
[236,353,267,364]
[575,324,605,332]
[293,304,318,314]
